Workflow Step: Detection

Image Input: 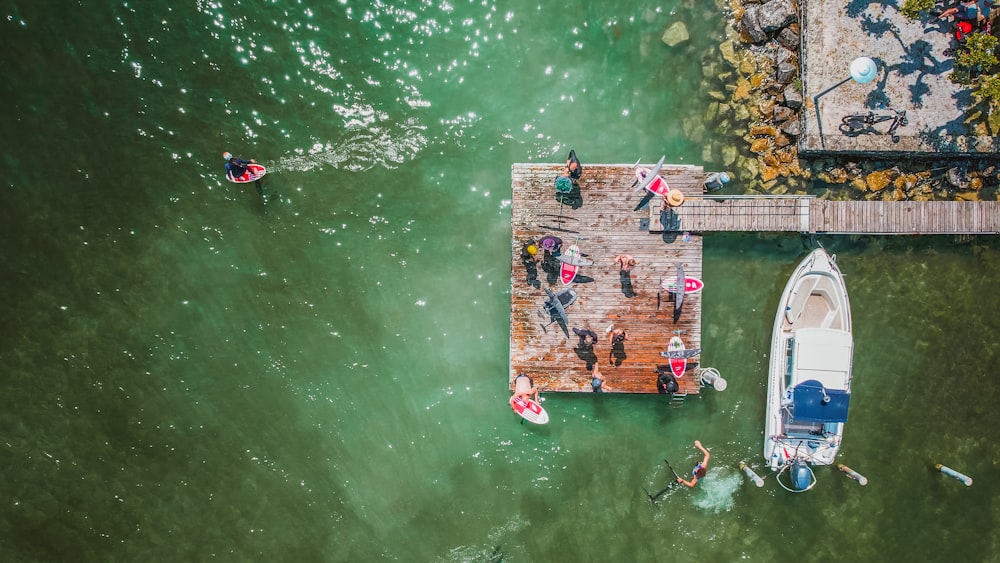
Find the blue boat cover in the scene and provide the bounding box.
[791,380,850,422]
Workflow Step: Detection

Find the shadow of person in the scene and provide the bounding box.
[619,270,636,298]
[574,345,598,370]
[634,191,655,212]
[541,253,560,285]
[556,186,584,209]
[522,257,540,288]
[609,343,627,367]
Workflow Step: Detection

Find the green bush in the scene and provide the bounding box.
[901,0,936,20]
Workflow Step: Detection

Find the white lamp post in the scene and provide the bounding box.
[813,57,880,147]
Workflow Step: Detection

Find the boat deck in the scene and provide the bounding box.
[510,163,706,395]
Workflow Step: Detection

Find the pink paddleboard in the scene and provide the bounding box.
[661,276,705,294]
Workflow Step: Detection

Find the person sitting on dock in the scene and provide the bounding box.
[657,370,679,394]
[510,373,539,405]
[676,440,711,488]
[566,149,583,184]
[590,364,612,392]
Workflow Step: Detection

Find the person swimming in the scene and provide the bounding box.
[676,440,711,488]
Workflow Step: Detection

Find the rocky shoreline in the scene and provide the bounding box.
[691,0,999,201]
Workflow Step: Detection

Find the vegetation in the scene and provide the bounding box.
[900,0,936,20]
[950,33,1000,115]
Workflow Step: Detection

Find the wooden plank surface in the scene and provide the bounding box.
[511,163,706,395]
[646,196,999,234]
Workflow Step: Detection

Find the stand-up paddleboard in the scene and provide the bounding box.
[661,276,705,294]
[667,336,687,378]
[557,245,593,285]
[634,155,667,194]
[227,163,266,184]
[511,396,549,424]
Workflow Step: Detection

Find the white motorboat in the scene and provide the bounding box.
[764,248,853,492]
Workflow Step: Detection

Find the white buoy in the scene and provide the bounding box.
[849,57,878,84]
[700,368,727,391]
[837,464,868,486]
[936,464,973,486]
[739,462,765,488]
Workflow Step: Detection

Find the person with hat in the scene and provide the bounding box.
[537,235,563,254]
[704,172,731,193]
[223,151,265,198]
[662,189,685,210]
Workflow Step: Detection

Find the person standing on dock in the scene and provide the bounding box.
[566,149,583,185]
[676,440,711,488]
[608,328,627,366]
[612,254,638,272]
[573,327,599,370]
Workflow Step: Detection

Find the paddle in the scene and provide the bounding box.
[644,459,682,504]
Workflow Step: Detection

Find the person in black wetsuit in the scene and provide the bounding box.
[224,151,265,198]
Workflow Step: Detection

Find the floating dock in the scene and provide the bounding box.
[509,163,707,395]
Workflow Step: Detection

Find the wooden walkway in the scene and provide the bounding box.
[649,196,1000,234]
[510,163,708,395]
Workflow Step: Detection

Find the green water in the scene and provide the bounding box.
[1,1,998,561]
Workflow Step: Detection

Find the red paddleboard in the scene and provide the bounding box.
[661,276,704,294]
[227,163,266,184]
[511,396,549,424]
[559,244,585,285]
[668,336,687,378]
[644,174,669,196]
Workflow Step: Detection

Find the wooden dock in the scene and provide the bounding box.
[510,163,708,395]
[649,196,1000,234]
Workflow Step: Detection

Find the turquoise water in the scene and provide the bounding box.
[1,1,998,561]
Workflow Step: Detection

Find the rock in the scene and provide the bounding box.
[739,52,759,75]
[706,102,719,121]
[773,105,795,123]
[956,190,981,201]
[947,167,970,189]
[707,90,727,101]
[722,145,739,167]
[750,124,779,137]
[775,147,795,164]
[749,73,766,89]
[733,77,752,101]
[783,85,803,109]
[759,0,797,32]
[776,27,800,50]
[776,46,797,68]
[750,138,771,153]
[865,169,896,192]
[762,153,780,168]
[702,143,714,163]
[734,104,751,122]
[760,164,782,182]
[775,62,797,85]
[773,133,793,148]
[781,119,802,136]
[970,177,984,190]
[741,6,768,43]
[720,39,738,67]
[759,98,776,118]
[661,21,690,47]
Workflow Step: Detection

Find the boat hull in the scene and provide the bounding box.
[764,248,853,474]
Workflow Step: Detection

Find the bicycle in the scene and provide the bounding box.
[839,109,908,143]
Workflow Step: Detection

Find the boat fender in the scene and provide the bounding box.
[936,464,973,486]
[739,462,765,488]
[837,464,868,486]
